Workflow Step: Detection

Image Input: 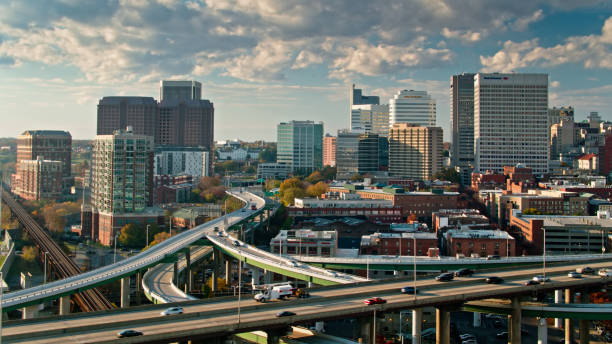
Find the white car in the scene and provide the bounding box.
[568,271,582,278]
[160,307,183,316]
[598,269,612,277]
[532,275,550,283]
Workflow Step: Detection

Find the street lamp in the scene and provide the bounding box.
[413,236,417,300]
[146,224,150,248]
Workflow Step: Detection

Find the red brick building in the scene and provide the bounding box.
[471,171,506,191]
[432,209,490,234]
[445,229,515,257]
[288,197,402,223]
[360,232,438,256]
[12,158,63,200]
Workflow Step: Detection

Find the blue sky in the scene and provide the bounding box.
[1,1,612,141]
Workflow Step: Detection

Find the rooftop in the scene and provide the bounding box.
[446,229,514,240]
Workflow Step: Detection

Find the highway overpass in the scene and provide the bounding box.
[3,260,611,343]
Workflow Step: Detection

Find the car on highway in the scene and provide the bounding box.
[233,240,241,247]
[276,311,296,317]
[532,275,550,283]
[459,334,476,341]
[496,331,508,339]
[251,204,257,210]
[598,268,612,277]
[462,340,478,344]
[486,255,501,260]
[568,271,582,278]
[213,227,219,232]
[363,297,386,305]
[400,286,418,294]
[454,268,474,277]
[576,266,595,274]
[117,330,143,338]
[160,307,183,316]
[435,272,454,282]
[486,276,504,284]
[524,279,539,286]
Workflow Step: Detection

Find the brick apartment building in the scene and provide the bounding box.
[12,157,63,200]
[445,229,515,257]
[360,232,439,256]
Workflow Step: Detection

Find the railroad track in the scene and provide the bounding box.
[1,186,113,312]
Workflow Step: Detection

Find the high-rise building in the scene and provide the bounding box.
[336,130,379,179]
[16,130,72,178]
[96,97,158,137]
[154,146,210,178]
[160,80,202,101]
[156,99,214,149]
[548,106,574,126]
[474,73,549,174]
[277,121,323,175]
[388,124,443,181]
[389,90,436,127]
[323,134,337,167]
[350,104,390,137]
[12,157,63,200]
[90,127,162,245]
[350,84,379,106]
[450,73,475,185]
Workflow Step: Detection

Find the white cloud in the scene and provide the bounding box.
[481,16,612,72]
[511,9,544,31]
[551,80,560,88]
[291,50,323,69]
[441,28,482,42]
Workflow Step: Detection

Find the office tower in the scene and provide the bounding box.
[548,106,574,126]
[96,97,158,137]
[16,130,72,178]
[12,157,63,200]
[160,80,202,101]
[388,124,443,181]
[323,134,337,167]
[156,99,214,148]
[450,73,475,185]
[588,111,602,128]
[336,130,379,179]
[90,127,161,245]
[277,121,323,175]
[378,136,389,171]
[474,73,549,174]
[350,84,379,106]
[154,146,210,178]
[350,104,390,137]
[389,90,436,127]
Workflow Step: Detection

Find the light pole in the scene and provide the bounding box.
[542,227,546,283]
[146,224,150,248]
[169,216,173,237]
[413,236,417,300]
[238,255,242,324]
[114,233,119,264]
[43,251,48,284]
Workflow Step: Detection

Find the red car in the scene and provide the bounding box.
[363,297,386,305]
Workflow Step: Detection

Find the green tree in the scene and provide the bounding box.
[258,148,276,163]
[22,246,38,262]
[433,167,460,183]
[264,179,281,191]
[118,223,144,247]
[522,208,542,215]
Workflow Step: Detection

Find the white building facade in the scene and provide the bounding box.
[389,90,436,127]
[474,73,549,174]
[154,146,210,178]
[351,104,390,137]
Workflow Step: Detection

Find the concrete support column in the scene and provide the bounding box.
[555,289,563,328]
[315,321,325,332]
[565,289,574,344]
[265,328,286,344]
[59,295,70,315]
[212,248,220,292]
[436,308,450,344]
[509,296,522,344]
[537,318,548,344]
[120,276,130,308]
[225,256,232,285]
[173,261,179,286]
[21,304,39,319]
[186,250,192,291]
[579,320,589,344]
[412,308,422,344]
[251,268,261,287]
[264,269,272,284]
[307,281,313,288]
[473,312,481,328]
[358,316,373,344]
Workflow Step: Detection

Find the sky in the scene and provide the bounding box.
[1,1,612,142]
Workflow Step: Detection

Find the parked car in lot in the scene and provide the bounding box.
[160,307,183,316]
[454,268,474,277]
[363,297,386,305]
[576,266,595,274]
[276,311,296,317]
[400,286,418,294]
[568,271,582,278]
[117,330,143,338]
[598,268,612,277]
[486,276,504,284]
[435,273,454,282]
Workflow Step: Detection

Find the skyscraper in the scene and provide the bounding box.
[160,80,202,101]
[96,97,158,137]
[336,130,379,180]
[474,73,549,174]
[90,127,162,245]
[389,90,436,127]
[323,134,337,167]
[350,84,380,106]
[450,73,475,185]
[388,124,443,181]
[277,121,323,175]
[16,130,72,178]
[350,104,390,137]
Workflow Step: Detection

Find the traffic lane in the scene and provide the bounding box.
[10,273,609,343]
[5,260,610,337]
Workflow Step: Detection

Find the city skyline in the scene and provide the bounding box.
[1,2,612,141]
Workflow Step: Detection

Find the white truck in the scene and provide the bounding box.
[254,284,294,302]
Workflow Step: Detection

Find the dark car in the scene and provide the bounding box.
[577,266,595,274]
[524,279,540,286]
[496,331,508,339]
[117,330,143,338]
[276,311,296,317]
[486,255,501,260]
[454,268,474,277]
[400,286,419,294]
[435,273,454,282]
[233,240,241,247]
[486,276,504,284]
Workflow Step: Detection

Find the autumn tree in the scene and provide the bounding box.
[305,171,324,184]
[22,246,38,262]
[306,181,328,197]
